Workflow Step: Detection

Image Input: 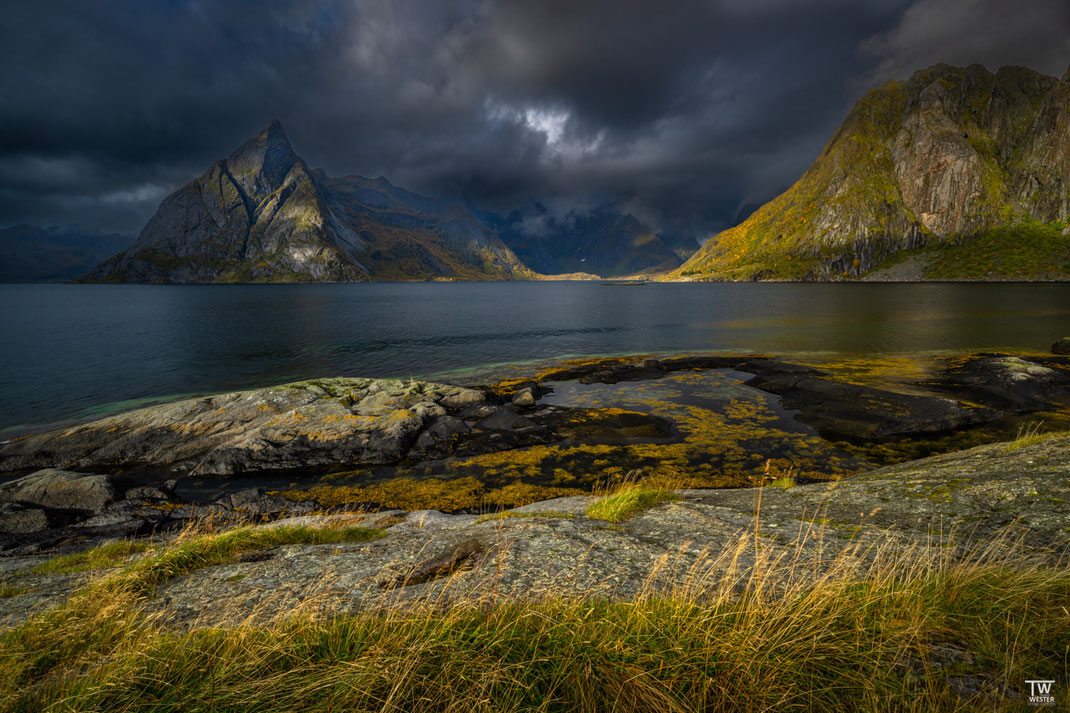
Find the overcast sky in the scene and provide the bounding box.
[2,0,1067,239]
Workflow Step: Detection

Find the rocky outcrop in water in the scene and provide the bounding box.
[675,64,1070,281]
[929,354,1070,412]
[539,354,1012,441]
[0,377,671,479]
[2,352,1067,552]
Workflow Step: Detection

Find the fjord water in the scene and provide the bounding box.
[1,282,1067,438]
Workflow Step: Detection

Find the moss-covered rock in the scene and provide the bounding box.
[0,378,493,476]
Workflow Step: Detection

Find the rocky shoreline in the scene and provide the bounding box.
[1,432,1067,631]
[0,349,1067,557]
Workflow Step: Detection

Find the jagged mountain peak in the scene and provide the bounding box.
[224,120,299,199]
[81,121,533,283]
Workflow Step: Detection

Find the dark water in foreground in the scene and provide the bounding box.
[1,282,1067,438]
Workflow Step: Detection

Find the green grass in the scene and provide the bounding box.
[1001,423,1066,453]
[32,539,154,574]
[30,524,383,576]
[0,524,385,703]
[0,583,24,599]
[585,487,679,522]
[925,220,1070,280]
[0,526,1066,712]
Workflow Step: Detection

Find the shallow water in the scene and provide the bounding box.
[1,282,1067,437]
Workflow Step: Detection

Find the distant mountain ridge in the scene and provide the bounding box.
[674,63,1070,281]
[320,174,532,281]
[81,122,692,284]
[492,203,697,277]
[0,225,132,283]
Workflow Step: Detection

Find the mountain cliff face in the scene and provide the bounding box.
[322,175,531,281]
[84,122,533,283]
[675,64,1070,281]
[85,122,370,283]
[493,204,698,277]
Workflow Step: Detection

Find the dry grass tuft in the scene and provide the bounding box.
[0,516,1067,711]
[1001,421,1063,453]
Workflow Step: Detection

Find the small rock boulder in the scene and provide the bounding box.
[932,355,1070,412]
[474,408,536,432]
[0,502,50,534]
[0,469,126,512]
[125,485,172,500]
[511,387,537,408]
[224,488,314,517]
[75,499,172,536]
[1052,338,1070,355]
[438,388,488,410]
[455,404,500,421]
[410,416,470,461]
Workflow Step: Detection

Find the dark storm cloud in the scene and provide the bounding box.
[863,0,1070,83]
[1,0,1066,238]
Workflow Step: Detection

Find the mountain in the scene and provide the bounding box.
[83,122,533,283]
[320,174,531,281]
[675,64,1070,281]
[0,225,132,283]
[493,203,698,278]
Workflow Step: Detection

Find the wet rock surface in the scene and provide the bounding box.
[539,354,1008,440]
[929,353,1070,412]
[0,480,319,556]
[0,377,670,483]
[744,371,998,439]
[0,469,129,512]
[0,376,675,551]
[0,352,1067,552]
[1,433,1066,630]
[0,378,494,476]
[0,503,50,534]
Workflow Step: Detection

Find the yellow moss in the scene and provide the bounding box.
[551,468,577,484]
[276,477,486,511]
[485,377,536,398]
[275,477,584,512]
[483,482,584,507]
[147,502,183,512]
[791,354,937,392]
[285,357,1069,512]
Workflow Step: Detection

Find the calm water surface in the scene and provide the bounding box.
[1,282,1067,437]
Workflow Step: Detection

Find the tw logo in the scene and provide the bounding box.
[1026,679,1055,706]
